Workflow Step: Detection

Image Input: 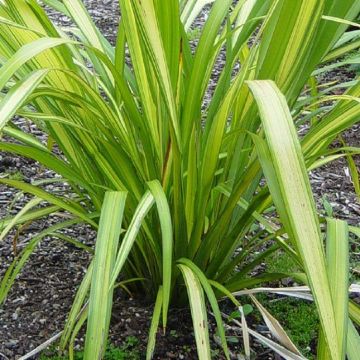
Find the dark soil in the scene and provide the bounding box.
[0,1,359,359]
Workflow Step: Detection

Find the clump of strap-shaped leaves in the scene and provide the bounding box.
[0,0,360,359]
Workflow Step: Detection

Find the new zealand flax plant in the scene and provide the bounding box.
[0,0,360,358]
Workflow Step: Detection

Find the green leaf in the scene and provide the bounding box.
[146,286,163,360]
[0,178,97,228]
[0,217,87,304]
[347,321,360,360]
[0,70,48,131]
[0,37,73,91]
[249,80,339,360]
[0,197,42,242]
[147,180,173,330]
[178,258,230,359]
[317,219,350,359]
[84,191,127,360]
[177,263,211,360]
[61,261,93,349]
[109,191,155,289]
[119,0,181,150]
[181,0,215,31]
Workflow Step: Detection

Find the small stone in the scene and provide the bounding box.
[5,339,18,348]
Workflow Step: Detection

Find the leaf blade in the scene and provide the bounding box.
[249,80,339,360]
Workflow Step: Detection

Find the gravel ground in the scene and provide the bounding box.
[0,1,359,359]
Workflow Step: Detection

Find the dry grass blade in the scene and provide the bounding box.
[250,295,301,355]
